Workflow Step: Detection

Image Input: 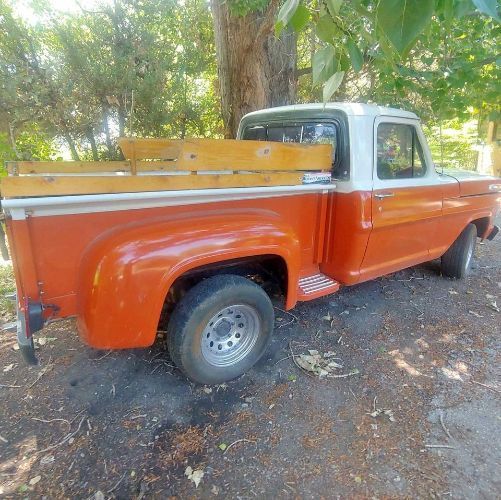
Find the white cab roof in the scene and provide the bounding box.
[244,102,419,120]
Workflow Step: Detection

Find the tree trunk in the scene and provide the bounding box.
[210,0,297,138]
[103,106,115,159]
[86,127,99,161]
[63,130,80,161]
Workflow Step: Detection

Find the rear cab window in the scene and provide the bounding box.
[242,121,348,180]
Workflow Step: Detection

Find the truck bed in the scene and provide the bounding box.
[2,137,332,197]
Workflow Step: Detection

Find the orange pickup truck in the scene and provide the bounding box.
[2,103,500,384]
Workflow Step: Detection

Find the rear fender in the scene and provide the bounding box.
[77,210,300,349]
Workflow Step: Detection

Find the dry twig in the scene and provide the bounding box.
[471,380,501,394]
[28,357,54,388]
[37,416,86,454]
[32,417,71,430]
[425,444,456,449]
[439,411,454,440]
[223,438,256,454]
[107,472,126,494]
[274,306,298,329]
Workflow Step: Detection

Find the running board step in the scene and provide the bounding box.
[297,273,340,301]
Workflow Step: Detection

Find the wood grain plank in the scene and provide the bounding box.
[119,137,332,171]
[118,138,182,161]
[1,172,304,198]
[6,161,131,175]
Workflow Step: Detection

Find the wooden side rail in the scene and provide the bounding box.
[1,172,304,197]
[6,161,132,176]
[119,137,332,173]
[1,137,333,198]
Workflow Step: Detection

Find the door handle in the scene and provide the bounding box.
[374,192,395,199]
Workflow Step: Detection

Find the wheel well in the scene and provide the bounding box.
[158,255,288,329]
[470,217,490,238]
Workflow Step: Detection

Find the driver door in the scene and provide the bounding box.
[360,117,442,281]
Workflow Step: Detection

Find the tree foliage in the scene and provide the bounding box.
[0,0,222,160]
[278,0,499,113]
[0,0,498,162]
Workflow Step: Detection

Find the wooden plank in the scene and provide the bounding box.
[118,138,182,161]
[6,161,131,175]
[177,139,332,172]
[120,138,332,171]
[0,172,304,198]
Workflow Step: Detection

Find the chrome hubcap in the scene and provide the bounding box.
[201,304,260,367]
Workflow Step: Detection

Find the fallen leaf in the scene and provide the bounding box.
[40,455,55,466]
[185,466,204,488]
[488,301,499,313]
[468,310,483,318]
[29,475,41,486]
[218,443,227,451]
[327,361,343,369]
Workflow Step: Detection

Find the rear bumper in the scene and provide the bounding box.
[487,225,499,241]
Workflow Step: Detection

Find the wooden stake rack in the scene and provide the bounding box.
[1,138,333,198]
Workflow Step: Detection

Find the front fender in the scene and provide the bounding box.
[77,209,300,349]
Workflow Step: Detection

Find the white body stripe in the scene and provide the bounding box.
[3,184,336,220]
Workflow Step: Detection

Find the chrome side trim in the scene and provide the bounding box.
[3,184,336,220]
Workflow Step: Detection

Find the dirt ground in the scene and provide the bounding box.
[0,234,500,499]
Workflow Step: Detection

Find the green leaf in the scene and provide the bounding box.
[316,15,338,43]
[376,0,434,55]
[218,443,227,451]
[454,0,474,18]
[275,0,300,36]
[323,71,344,103]
[312,45,336,86]
[472,0,500,21]
[289,5,310,32]
[326,0,343,16]
[346,39,363,72]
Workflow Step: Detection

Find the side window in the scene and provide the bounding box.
[377,123,427,180]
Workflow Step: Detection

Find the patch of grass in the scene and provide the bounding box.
[0,264,16,321]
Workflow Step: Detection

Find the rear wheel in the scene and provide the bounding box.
[167,274,274,384]
[441,223,477,279]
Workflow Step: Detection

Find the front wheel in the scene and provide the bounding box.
[441,223,477,279]
[167,274,274,384]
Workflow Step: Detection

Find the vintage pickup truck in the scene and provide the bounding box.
[2,103,500,384]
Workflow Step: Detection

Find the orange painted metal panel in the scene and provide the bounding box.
[8,193,325,349]
[360,185,443,281]
[320,191,372,285]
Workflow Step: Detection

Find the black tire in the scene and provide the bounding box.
[441,223,477,279]
[167,274,274,384]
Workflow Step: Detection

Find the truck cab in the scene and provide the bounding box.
[239,103,499,284]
